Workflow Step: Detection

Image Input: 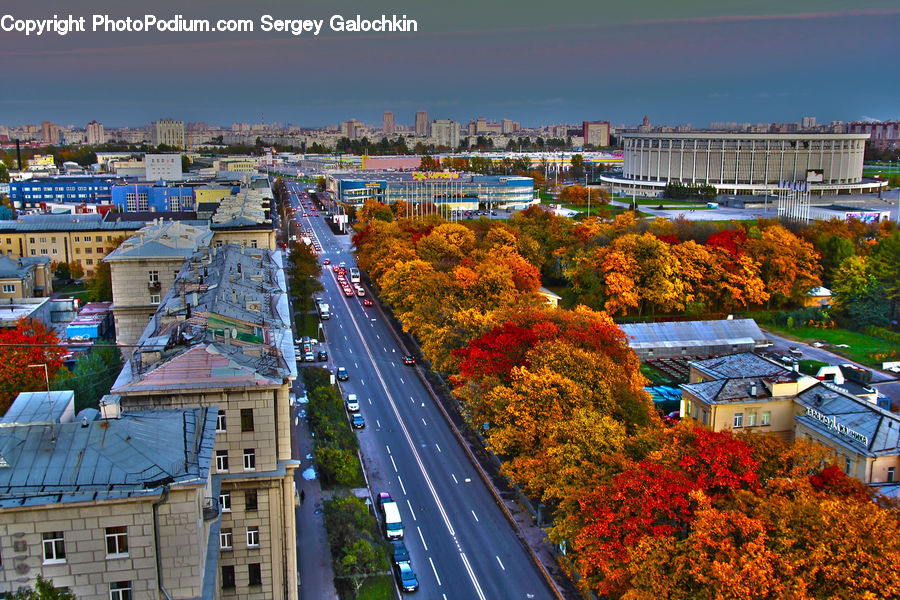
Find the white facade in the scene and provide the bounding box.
[151,120,185,149]
[144,153,183,181]
[431,119,460,149]
[86,120,105,146]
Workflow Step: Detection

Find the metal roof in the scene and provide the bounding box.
[689,352,789,380]
[0,406,217,508]
[0,256,48,279]
[105,219,212,262]
[2,391,75,425]
[620,319,768,350]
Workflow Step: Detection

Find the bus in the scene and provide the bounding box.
[349,267,360,283]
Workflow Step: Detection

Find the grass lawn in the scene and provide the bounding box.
[760,324,897,368]
[337,574,394,600]
[294,313,322,340]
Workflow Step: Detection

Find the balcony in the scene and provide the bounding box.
[148,280,161,291]
[202,497,220,521]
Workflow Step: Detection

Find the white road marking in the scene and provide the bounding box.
[398,476,407,495]
[471,510,479,523]
[407,499,417,521]
[368,398,372,404]
[496,556,505,571]
[422,418,427,426]
[390,456,398,473]
[451,474,458,484]
[376,420,381,428]
[460,552,486,600]
[435,443,441,453]
[429,556,442,586]
[400,378,404,384]
[418,526,428,551]
[386,444,391,454]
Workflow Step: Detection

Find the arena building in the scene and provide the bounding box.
[327,171,536,210]
[601,132,887,196]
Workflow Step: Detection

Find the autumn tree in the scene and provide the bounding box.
[746,224,822,307]
[0,318,68,415]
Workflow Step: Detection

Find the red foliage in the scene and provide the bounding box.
[677,427,761,495]
[705,229,748,257]
[452,323,543,380]
[809,464,871,502]
[0,318,67,415]
[656,234,680,245]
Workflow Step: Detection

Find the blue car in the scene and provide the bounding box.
[394,562,419,592]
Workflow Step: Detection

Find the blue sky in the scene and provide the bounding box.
[1,0,898,128]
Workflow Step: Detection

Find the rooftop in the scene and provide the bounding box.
[0,255,49,279]
[0,402,217,508]
[1,391,75,425]
[210,187,272,230]
[104,219,212,262]
[690,352,790,380]
[620,319,769,352]
[680,376,797,405]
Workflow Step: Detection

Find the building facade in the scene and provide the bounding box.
[601,132,885,196]
[9,175,134,210]
[145,154,183,181]
[0,391,220,599]
[431,120,460,149]
[105,220,213,345]
[151,120,186,149]
[415,111,429,136]
[111,243,299,600]
[111,182,196,213]
[383,112,395,134]
[86,120,106,146]
[0,256,52,298]
[582,121,610,148]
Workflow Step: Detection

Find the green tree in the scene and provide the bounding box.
[286,240,324,331]
[53,262,70,282]
[181,154,191,173]
[12,575,77,600]
[86,260,112,301]
[870,231,900,323]
[52,346,123,412]
[0,162,9,183]
[570,154,585,181]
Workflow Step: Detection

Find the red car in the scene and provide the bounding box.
[343,287,354,297]
[332,265,341,273]
[363,299,374,307]
[323,258,331,265]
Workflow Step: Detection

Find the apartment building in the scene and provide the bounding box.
[0,391,220,599]
[151,120,185,149]
[209,187,276,251]
[0,256,52,298]
[104,220,213,345]
[111,243,299,599]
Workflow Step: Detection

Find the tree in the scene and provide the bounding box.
[53,261,70,282]
[181,154,191,173]
[68,261,84,280]
[870,230,900,324]
[0,162,9,183]
[831,255,889,328]
[86,260,112,301]
[52,345,123,412]
[570,154,585,181]
[285,240,325,331]
[12,575,77,600]
[418,156,440,171]
[746,224,822,307]
[0,318,67,415]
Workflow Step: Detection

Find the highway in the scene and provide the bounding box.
[285,181,556,600]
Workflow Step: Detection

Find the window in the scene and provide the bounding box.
[86,259,93,265]
[888,467,896,483]
[150,294,160,304]
[245,489,258,511]
[761,411,771,426]
[240,408,254,432]
[42,531,66,564]
[844,456,851,475]
[220,528,233,550]
[248,563,262,586]
[216,450,229,472]
[220,491,231,512]
[702,409,708,425]
[105,526,128,557]
[2,284,14,293]
[149,270,159,283]
[109,582,132,600]
[733,413,743,428]
[85,248,92,254]
[30,249,35,256]
[216,409,226,432]
[221,565,236,589]
[96,247,103,254]
[29,237,35,243]
[74,236,80,243]
[40,249,48,254]
[243,449,256,471]
[747,412,757,427]
[50,237,56,243]
[126,193,137,212]
[138,193,149,212]
[246,526,259,548]
[250,240,258,248]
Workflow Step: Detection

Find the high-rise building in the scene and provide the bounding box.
[40,121,60,145]
[415,111,429,136]
[151,119,185,149]
[431,119,460,149]
[340,119,363,139]
[86,120,105,145]
[501,119,520,134]
[383,112,395,134]
[802,116,818,129]
[582,121,611,147]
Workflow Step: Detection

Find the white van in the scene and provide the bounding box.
[381,501,403,540]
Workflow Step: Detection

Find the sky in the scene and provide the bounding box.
[1,0,899,129]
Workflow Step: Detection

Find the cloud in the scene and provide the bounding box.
[625,8,900,27]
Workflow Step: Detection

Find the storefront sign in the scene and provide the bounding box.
[805,407,869,446]
[412,171,460,181]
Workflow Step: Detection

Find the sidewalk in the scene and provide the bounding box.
[292,400,340,600]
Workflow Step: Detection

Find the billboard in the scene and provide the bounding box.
[805,169,824,183]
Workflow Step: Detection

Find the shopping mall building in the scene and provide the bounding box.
[601,132,887,196]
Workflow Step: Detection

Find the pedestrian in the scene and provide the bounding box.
[300,489,305,504]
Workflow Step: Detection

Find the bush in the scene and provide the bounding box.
[863,325,900,345]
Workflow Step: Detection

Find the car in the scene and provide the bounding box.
[402,355,415,366]
[345,393,359,412]
[323,258,331,265]
[351,413,365,429]
[394,562,419,592]
[317,349,328,361]
[336,367,348,381]
[376,492,392,511]
[391,540,410,566]
[356,288,365,297]
[363,298,374,307]
[343,287,354,297]
[332,265,341,273]
[304,351,315,362]
[788,346,803,357]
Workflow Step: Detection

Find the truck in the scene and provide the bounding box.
[317,302,331,320]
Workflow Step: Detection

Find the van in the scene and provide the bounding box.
[381,501,403,540]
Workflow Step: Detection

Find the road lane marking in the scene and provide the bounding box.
[398,476,407,495]
[386,444,391,454]
[429,557,442,586]
[451,474,458,484]
[407,499,417,521]
[496,556,505,571]
[471,510,479,522]
[418,526,428,550]
[422,418,427,426]
[460,552,486,600]
[435,443,441,453]
[390,456,398,472]
[376,420,381,428]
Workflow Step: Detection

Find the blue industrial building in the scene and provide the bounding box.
[110,182,196,213]
[8,175,134,210]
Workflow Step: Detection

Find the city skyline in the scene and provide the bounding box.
[1,0,898,127]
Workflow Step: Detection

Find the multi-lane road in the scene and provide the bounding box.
[284,181,556,600]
